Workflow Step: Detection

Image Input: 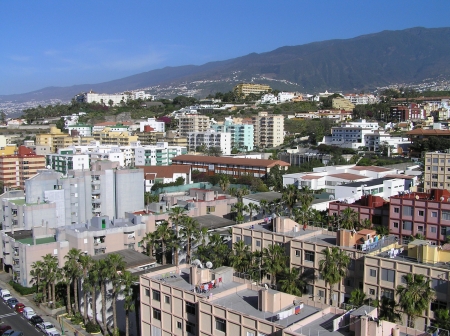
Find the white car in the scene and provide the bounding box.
[1,293,12,302]
[47,331,61,336]
[37,322,57,336]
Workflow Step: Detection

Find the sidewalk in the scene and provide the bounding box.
[0,272,93,336]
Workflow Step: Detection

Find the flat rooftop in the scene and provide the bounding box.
[294,313,349,336]
[92,249,156,269]
[17,236,56,246]
[194,215,236,230]
[375,248,450,270]
[212,289,320,327]
[242,221,317,238]
[244,192,282,203]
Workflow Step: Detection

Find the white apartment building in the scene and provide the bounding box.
[133,90,154,100]
[135,142,187,166]
[187,131,231,155]
[46,149,90,175]
[67,124,93,136]
[61,113,87,128]
[139,118,165,132]
[344,94,379,105]
[260,93,277,104]
[278,92,295,103]
[67,142,137,167]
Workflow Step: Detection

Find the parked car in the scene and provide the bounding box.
[1,293,12,302]
[0,290,10,300]
[37,322,57,336]
[47,331,61,336]
[6,298,18,308]
[22,307,36,320]
[2,331,15,336]
[0,325,12,336]
[8,332,23,336]
[29,315,44,327]
[14,303,25,313]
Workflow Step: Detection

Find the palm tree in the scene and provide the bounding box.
[349,288,367,307]
[340,207,359,230]
[233,201,248,221]
[293,205,312,227]
[379,297,401,323]
[180,217,200,265]
[169,207,187,265]
[433,309,450,331]
[98,259,110,333]
[260,199,268,215]
[359,218,372,230]
[86,260,101,326]
[30,260,46,302]
[247,202,260,221]
[64,248,83,314]
[140,231,157,257]
[227,186,237,197]
[79,254,94,323]
[120,271,138,336]
[318,247,350,306]
[43,254,59,308]
[279,267,313,296]
[107,254,126,335]
[262,244,287,286]
[298,186,315,208]
[396,274,435,328]
[229,240,251,273]
[156,221,175,265]
[218,175,230,192]
[282,184,299,215]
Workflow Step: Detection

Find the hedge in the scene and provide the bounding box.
[8,280,37,295]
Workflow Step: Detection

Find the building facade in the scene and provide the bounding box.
[212,118,254,151]
[233,83,271,97]
[134,142,187,166]
[178,115,210,137]
[139,118,165,133]
[187,131,231,155]
[424,151,450,192]
[252,111,284,148]
[46,149,89,175]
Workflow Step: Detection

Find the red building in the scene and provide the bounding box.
[389,189,450,245]
[329,195,390,226]
[390,103,425,121]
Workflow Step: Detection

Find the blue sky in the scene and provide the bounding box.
[1,0,449,95]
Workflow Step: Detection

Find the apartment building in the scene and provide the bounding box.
[46,149,89,174]
[252,111,285,148]
[135,142,187,166]
[390,103,425,122]
[140,118,165,133]
[344,93,378,105]
[93,125,138,146]
[187,131,231,155]
[363,239,450,329]
[332,97,355,111]
[92,121,134,133]
[389,189,450,245]
[67,123,93,137]
[36,125,96,153]
[139,165,191,192]
[171,155,289,178]
[0,146,46,190]
[136,131,166,145]
[424,151,450,192]
[233,83,271,97]
[178,114,210,137]
[212,117,254,151]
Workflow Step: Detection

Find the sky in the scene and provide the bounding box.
[1,0,449,95]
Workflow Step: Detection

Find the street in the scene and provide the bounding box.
[0,298,47,336]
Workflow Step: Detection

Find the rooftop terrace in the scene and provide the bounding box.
[17,236,56,245]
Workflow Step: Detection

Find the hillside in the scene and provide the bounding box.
[1,27,450,103]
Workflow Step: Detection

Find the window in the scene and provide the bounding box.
[305,251,314,262]
[441,227,449,236]
[295,250,300,257]
[431,301,447,312]
[256,240,261,247]
[216,318,226,333]
[432,211,438,218]
[247,332,255,336]
[243,236,252,246]
[145,288,150,297]
[153,308,161,321]
[417,225,424,232]
[152,290,160,301]
[318,290,325,298]
[165,295,170,304]
[186,302,196,315]
[394,207,400,213]
[305,284,313,295]
[442,211,450,221]
[235,236,241,242]
[381,269,395,282]
[369,289,375,295]
[418,210,424,216]
[431,227,437,233]
[402,221,412,231]
[393,222,399,229]
[177,321,182,329]
[432,279,447,293]
[403,206,413,216]
[432,174,438,179]
[186,321,195,334]
[370,269,377,277]
[400,275,407,284]
[381,289,394,299]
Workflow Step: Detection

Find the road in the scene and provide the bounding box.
[0,298,45,336]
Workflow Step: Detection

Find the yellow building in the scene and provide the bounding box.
[0,136,17,156]
[93,127,138,146]
[332,97,355,111]
[233,83,271,98]
[252,111,284,148]
[36,125,96,153]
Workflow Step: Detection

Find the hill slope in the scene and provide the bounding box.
[2,26,450,103]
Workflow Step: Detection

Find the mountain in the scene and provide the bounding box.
[2,27,450,103]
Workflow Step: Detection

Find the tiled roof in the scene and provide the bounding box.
[171,155,290,168]
[385,174,415,180]
[350,166,392,172]
[300,174,323,180]
[138,165,191,180]
[329,173,366,180]
[406,129,450,135]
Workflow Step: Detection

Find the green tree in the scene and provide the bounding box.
[79,254,94,323]
[169,207,187,265]
[396,274,435,328]
[43,254,59,308]
[339,207,359,230]
[229,240,251,273]
[155,221,175,265]
[86,260,101,326]
[64,248,83,315]
[262,244,287,286]
[30,260,46,302]
[279,267,314,296]
[247,202,260,221]
[180,217,201,265]
[140,231,157,257]
[266,165,283,191]
[99,259,110,332]
[349,288,367,307]
[379,297,401,323]
[206,146,222,157]
[282,184,299,215]
[107,253,126,335]
[433,309,450,331]
[121,271,139,336]
[318,247,351,306]
[218,175,230,192]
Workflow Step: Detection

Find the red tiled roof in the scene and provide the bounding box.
[138,165,191,180]
[171,155,290,168]
[300,174,323,180]
[329,173,366,180]
[350,166,392,172]
[385,174,415,180]
[406,129,450,135]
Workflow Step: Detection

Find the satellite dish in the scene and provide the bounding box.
[441,196,445,201]
[206,261,213,269]
[46,165,51,169]
[264,284,269,290]
[192,259,201,266]
[415,195,419,200]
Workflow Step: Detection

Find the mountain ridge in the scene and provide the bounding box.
[2,26,450,103]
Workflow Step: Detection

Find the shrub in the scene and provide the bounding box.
[85,321,101,333]
[70,313,83,324]
[8,281,37,295]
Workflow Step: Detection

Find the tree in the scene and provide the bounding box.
[262,244,287,286]
[155,221,175,265]
[43,254,59,308]
[206,146,222,157]
[349,289,367,307]
[180,217,201,265]
[229,240,251,273]
[169,207,187,265]
[79,254,94,323]
[298,186,315,208]
[279,267,314,296]
[30,260,46,302]
[318,247,350,306]
[108,99,114,108]
[218,175,230,192]
[247,202,260,221]
[55,117,66,132]
[140,232,157,257]
[107,254,126,335]
[379,297,401,323]
[98,259,110,332]
[339,207,359,230]
[121,271,138,336]
[266,165,283,192]
[282,184,299,215]
[396,274,435,328]
[64,248,83,315]
[87,260,101,326]
[433,309,450,331]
